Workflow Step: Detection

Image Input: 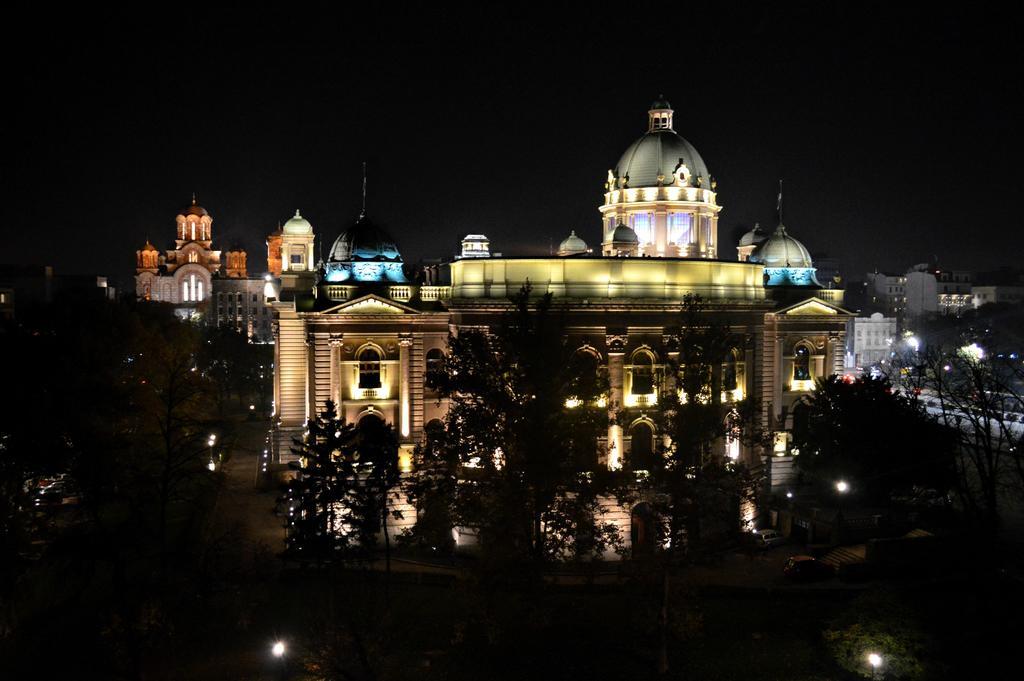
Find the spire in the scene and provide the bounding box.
[192,192,197,206]
[776,179,784,224]
[360,161,367,219]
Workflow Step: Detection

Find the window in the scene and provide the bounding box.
[631,351,655,395]
[629,421,655,470]
[290,254,303,265]
[426,348,444,374]
[794,345,811,381]
[630,212,654,245]
[668,212,692,245]
[188,251,198,263]
[197,280,204,301]
[182,281,189,301]
[723,351,738,391]
[358,347,382,389]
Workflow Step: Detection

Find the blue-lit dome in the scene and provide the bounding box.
[750,223,820,287]
[325,214,407,283]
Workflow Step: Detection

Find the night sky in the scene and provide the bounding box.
[5,4,1020,284]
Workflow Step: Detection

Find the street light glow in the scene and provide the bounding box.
[906,336,920,351]
[836,480,849,493]
[272,641,285,658]
[868,652,882,668]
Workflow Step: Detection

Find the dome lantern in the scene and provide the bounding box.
[648,95,674,132]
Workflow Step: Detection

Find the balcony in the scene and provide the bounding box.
[389,286,412,302]
[420,286,452,302]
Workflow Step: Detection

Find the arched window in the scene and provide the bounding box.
[794,345,811,381]
[629,421,655,470]
[197,280,204,301]
[426,348,444,373]
[182,281,189,301]
[631,351,655,395]
[358,347,382,389]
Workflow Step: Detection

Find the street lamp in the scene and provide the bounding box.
[836,480,849,494]
[272,641,286,658]
[208,434,217,472]
[835,480,849,541]
[868,652,883,678]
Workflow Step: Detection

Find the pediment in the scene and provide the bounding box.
[321,294,418,315]
[776,297,850,316]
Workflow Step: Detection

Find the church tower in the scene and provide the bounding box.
[279,210,317,293]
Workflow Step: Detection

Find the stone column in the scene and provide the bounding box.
[329,333,344,412]
[606,332,627,470]
[399,334,413,440]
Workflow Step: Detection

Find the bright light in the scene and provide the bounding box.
[836,480,849,493]
[272,641,285,658]
[906,336,920,351]
[868,652,882,669]
[960,342,985,360]
[209,434,216,442]
[207,460,216,472]
[786,491,794,499]
[249,404,255,410]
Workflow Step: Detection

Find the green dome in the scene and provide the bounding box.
[749,224,813,268]
[611,222,639,244]
[615,131,710,189]
[283,210,313,235]
[558,230,589,255]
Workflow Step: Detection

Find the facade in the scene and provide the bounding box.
[270,99,852,548]
[845,312,897,373]
[866,271,906,319]
[134,198,275,340]
[936,270,973,316]
[972,285,1024,308]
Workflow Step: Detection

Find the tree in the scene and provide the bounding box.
[283,400,400,568]
[792,374,956,505]
[618,294,761,675]
[406,285,620,579]
[893,339,1022,528]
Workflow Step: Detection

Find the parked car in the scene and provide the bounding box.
[752,529,786,549]
[783,555,835,582]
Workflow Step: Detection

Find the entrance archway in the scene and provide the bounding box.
[631,502,657,557]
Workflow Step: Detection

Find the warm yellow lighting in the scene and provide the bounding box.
[790,379,814,392]
[596,396,608,408]
[773,432,788,455]
[398,445,414,473]
[565,398,582,409]
[624,393,657,407]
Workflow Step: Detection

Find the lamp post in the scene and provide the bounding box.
[835,480,849,543]
[207,434,217,472]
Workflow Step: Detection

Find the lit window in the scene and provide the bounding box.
[668,212,692,245]
[630,212,654,245]
[794,346,811,381]
[182,281,189,301]
[197,280,204,301]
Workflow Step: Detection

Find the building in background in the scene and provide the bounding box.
[866,271,906,320]
[134,198,274,341]
[845,312,897,373]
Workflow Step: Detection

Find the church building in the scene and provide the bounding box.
[268,98,851,546]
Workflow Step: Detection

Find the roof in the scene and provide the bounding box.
[181,197,208,217]
[615,129,710,189]
[558,230,589,255]
[611,223,639,244]
[283,210,313,235]
[739,223,768,247]
[749,224,813,268]
[328,214,402,263]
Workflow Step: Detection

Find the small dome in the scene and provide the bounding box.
[739,222,768,247]
[142,240,158,251]
[283,210,313,235]
[181,196,208,217]
[328,214,402,263]
[558,230,589,256]
[611,222,639,244]
[651,95,672,110]
[748,224,813,268]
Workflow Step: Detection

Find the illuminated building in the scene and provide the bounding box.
[269,98,851,548]
[134,197,274,341]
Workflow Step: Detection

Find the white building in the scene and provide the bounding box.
[845,312,897,373]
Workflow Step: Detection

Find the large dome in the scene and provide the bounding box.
[748,224,813,268]
[614,100,711,189]
[328,215,402,263]
[181,197,208,217]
